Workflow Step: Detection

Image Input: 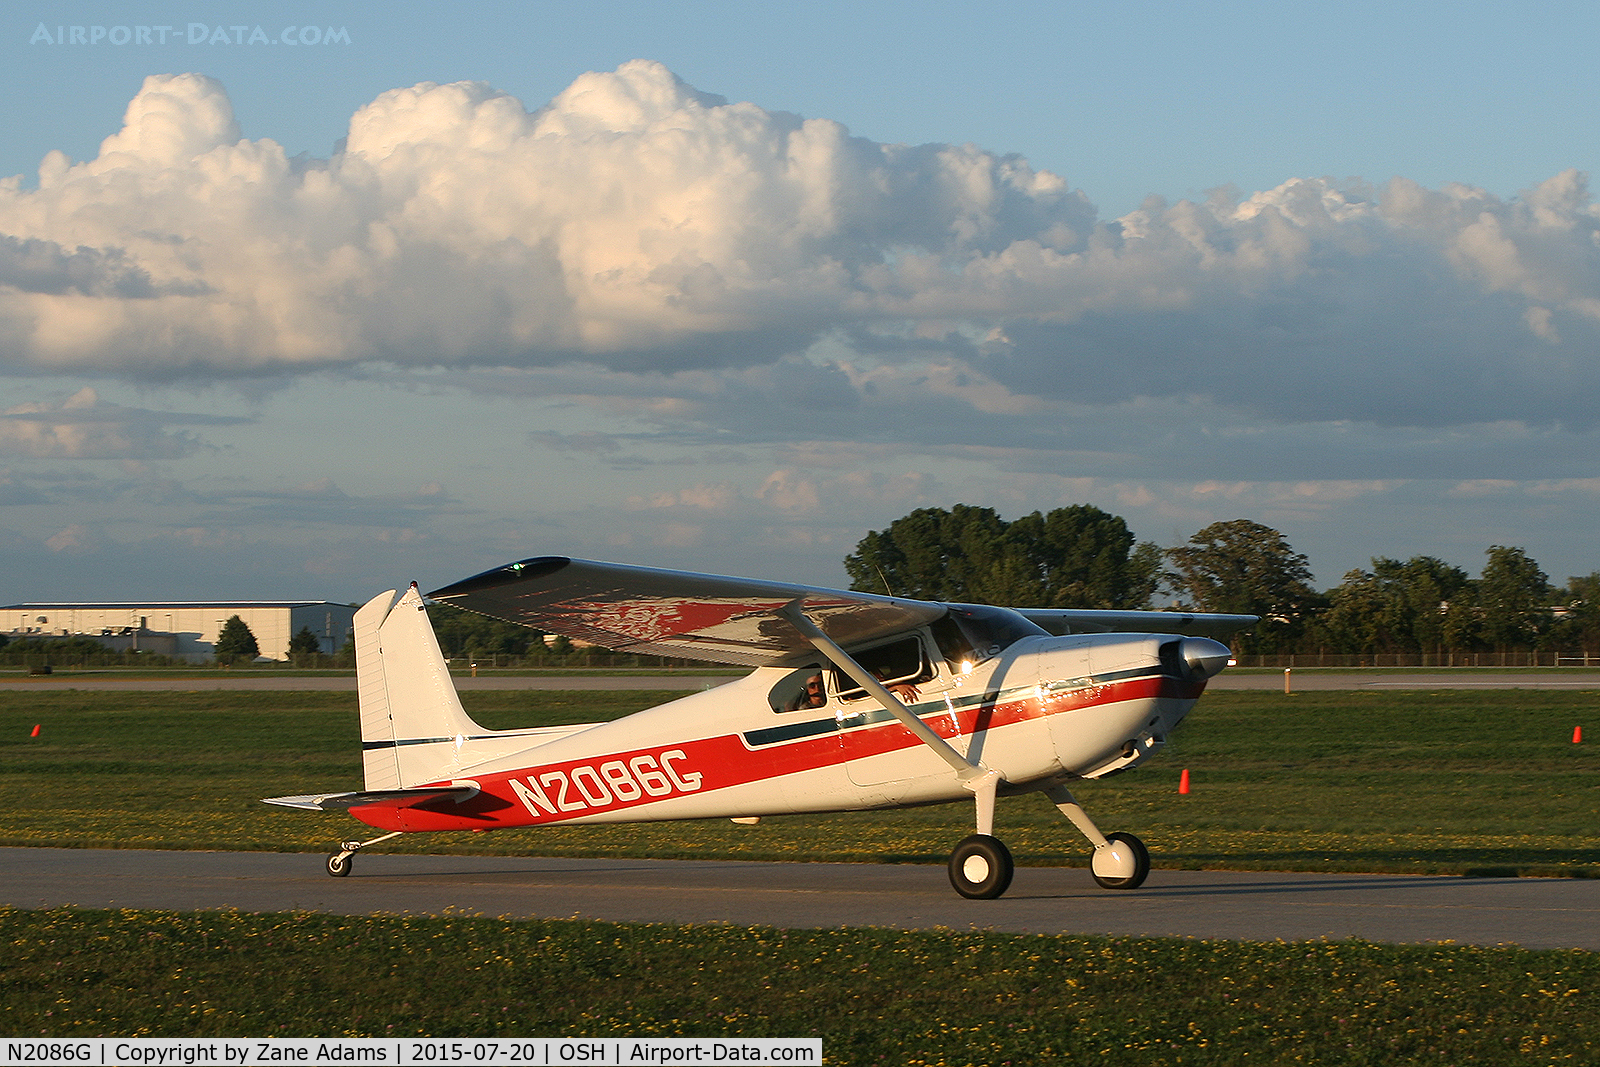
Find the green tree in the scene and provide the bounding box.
[1441,589,1483,654]
[1552,572,1600,655]
[1477,546,1553,652]
[844,504,1160,608]
[288,626,322,656]
[1323,556,1469,655]
[1007,505,1162,608]
[1388,556,1471,653]
[1323,567,1390,654]
[426,602,539,659]
[845,505,1010,602]
[2,635,114,658]
[1165,519,1317,652]
[213,616,259,662]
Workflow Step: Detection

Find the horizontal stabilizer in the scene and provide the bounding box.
[261,786,478,811]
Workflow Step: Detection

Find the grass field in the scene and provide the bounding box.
[0,687,1595,875]
[2,906,1597,1064]
[2,686,1598,1060]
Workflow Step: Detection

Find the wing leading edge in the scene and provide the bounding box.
[426,555,1258,667]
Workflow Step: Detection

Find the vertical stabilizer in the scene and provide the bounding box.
[355,583,488,789]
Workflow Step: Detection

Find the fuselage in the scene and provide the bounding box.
[348,628,1210,833]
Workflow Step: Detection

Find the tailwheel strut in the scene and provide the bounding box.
[325,831,402,877]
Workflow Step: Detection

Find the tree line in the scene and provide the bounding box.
[846,506,1600,657]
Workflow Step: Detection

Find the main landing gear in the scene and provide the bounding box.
[949,834,1015,899]
[324,831,402,877]
[945,782,1151,899]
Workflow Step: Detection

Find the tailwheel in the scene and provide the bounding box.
[948,833,1015,899]
[1090,831,1149,890]
[323,831,401,877]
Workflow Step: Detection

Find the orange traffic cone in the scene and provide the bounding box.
[1576,726,1584,744]
[1179,768,1191,794]
[30,724,41,737]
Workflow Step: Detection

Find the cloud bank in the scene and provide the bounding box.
[0,387,244,459]
[3,61,1599,437]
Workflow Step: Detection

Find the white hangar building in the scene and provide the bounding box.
[3,601,357,661]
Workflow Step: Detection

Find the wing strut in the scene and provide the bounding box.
[776,600,1003,835]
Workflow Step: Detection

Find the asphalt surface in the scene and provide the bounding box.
[4,848,1595,950]
[5,670,1600,691]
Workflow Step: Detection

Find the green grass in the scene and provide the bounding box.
[2,906,1596,1064]
[3,689,1599,1061]
[1,688,1595,874]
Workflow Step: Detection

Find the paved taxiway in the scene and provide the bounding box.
[5,848,1596,951]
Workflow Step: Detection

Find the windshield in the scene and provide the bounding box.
[930,604,1048,671]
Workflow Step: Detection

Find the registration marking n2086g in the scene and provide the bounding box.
[509,749,701,818]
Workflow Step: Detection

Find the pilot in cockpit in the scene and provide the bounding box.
[782,670,827,712]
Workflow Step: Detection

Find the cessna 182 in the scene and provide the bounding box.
[265,556,1255,899]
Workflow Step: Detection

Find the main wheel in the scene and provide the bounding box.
[326,851,352,877]
[1090,831,1149,890]
[948,833,1015,899]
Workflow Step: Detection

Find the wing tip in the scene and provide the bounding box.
[428,555,571,600]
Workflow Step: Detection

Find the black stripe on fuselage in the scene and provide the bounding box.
[361,730,550,752]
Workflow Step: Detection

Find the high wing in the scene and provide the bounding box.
[426,556,947,667]
[1019,608,1258,640]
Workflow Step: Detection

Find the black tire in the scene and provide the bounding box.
[948,833,1015,899]
[326,851,352,878]
[1091,831,1149,890]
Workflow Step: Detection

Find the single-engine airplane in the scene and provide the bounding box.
[265,556,1255,898]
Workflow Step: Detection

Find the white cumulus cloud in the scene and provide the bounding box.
[1,61,1599,437]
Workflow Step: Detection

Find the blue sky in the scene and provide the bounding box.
[3,1,1600,604]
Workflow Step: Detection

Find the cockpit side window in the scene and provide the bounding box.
[932,605,1048,671]
[770,665,829,713]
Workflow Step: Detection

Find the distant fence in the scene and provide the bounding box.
[1238,652,1600,668]
[9,647,1598,671]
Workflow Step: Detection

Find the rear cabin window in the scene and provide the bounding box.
[832,635,933,701]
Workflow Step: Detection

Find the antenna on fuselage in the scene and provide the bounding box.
[874,565,896,597]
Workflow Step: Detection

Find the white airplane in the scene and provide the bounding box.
[265,556,1254,898]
